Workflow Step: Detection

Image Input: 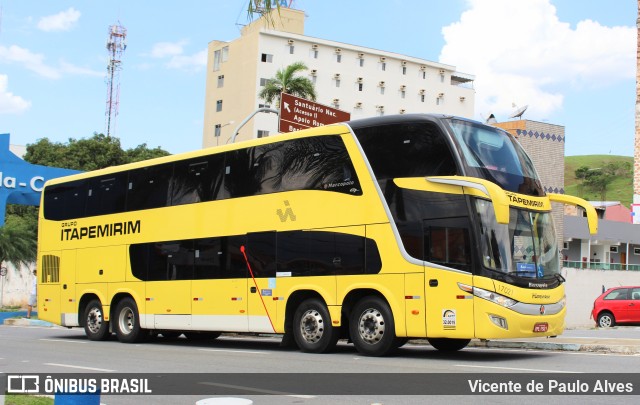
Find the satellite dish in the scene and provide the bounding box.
[509,105,528,119]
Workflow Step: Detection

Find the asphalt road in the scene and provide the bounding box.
[1,325,639,405]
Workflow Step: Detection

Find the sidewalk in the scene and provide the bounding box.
[467,334,640,354]
[0,311,54,327]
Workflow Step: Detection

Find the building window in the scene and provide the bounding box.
[380,87,385,95]
[422,71,426,79]
[289,45,295,54]
[380,62,386,71]
[216,100,223,112]
[312,75,317,84]
[257,130,269,138]
[213,50,221,71]
[358,83,363,92]
[420,94,425,103]
[336,79,341,88]
[217,75,224,88]
[261,53,273,63]
[259,78,269,86]
[310,49,318,59]
[336,54,342,63]
[258,103,271,108]
[214,124,221,137]
[401,90,406,99]
[359,58,364,67]
[402,66,407,75]
[222,46,229,62]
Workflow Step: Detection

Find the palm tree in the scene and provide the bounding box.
[0,218,37,270]
[258,61,317,106]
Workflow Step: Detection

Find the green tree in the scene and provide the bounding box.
[258,61,317,106]
[0,216,37,269]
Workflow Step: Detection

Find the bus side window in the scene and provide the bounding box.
[85,173,127,217]
[127,163,173,211]
[194,237,224,280]
[171,153,227,205]
[43,180,87,221]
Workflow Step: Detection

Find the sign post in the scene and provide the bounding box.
[279,93,350,133]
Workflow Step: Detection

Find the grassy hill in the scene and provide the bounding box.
[564,155,634,207]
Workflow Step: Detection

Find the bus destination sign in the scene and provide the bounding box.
[279,93,351,133]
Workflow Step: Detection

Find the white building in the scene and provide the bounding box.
[202,7,475,147]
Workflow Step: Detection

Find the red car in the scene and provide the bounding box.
[592,286,640,327]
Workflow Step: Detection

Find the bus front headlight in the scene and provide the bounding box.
[458,283,517,308]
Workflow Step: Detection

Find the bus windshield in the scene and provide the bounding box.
[474,199,560,279]
[447,119,544,196]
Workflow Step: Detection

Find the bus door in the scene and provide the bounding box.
[245,232,278,333]
[423,217,475,338]
[191,235,248,332]
[144,240,193,329]
[59,250,77,325]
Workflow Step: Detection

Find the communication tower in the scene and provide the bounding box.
[105,22,127,137]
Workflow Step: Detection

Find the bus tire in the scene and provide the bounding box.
[83,299,110,341]
[114,297,146,343]
[427,338,470,351]
[293,298,339,353]
[349,297,396,356]
[184,332,221,341]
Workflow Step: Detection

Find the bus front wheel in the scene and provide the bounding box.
[83,300,110,341]
[349,297,396,356]
[114,298,146,343]
[293,298,339,353]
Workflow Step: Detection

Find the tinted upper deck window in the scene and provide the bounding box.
[353,122,458,180]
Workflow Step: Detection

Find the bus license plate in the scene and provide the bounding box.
[533,322,548,332]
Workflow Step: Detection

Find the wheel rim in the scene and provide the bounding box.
[299,309,324,343]
[599,315,612,327]
[357,307,385,345]
[118,306,135,335]
[86,307,103,334]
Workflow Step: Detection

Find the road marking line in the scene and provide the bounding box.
[199,381,314,398]
[197,348,268,355]
[455,364,582,373]
[40,339,87,344]
[44,363,115,372]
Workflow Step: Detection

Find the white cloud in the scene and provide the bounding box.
[0,74,31,114]
[149,41,188,58]
[37,7,81,32]
[0,45,60,79]
[439,0,634,120]
[0,45,104,79]
[166,49,207,71]
[147,41,207,71]
[59,60,104,77]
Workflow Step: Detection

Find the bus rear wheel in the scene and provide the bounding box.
[114,298,146,343]
[293,298,339,353]
[83,299,110,341]
[427,338,470,351]
[349,297,396,356]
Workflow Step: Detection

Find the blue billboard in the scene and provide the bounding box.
[0,133,81,225]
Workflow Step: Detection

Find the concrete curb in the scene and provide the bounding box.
[468,339,640,354]
[3,318,54,327]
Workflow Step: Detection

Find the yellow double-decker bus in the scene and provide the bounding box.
[37,114,597,356]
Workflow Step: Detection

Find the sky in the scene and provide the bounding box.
[0,0,636,157]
